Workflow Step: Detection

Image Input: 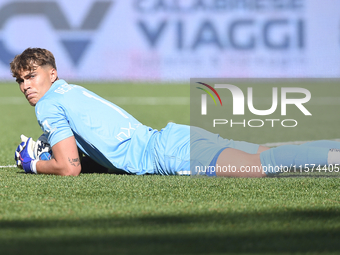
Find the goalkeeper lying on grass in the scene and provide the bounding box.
[11,48,340,177]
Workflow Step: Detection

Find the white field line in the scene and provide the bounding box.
[2,96,340,105]
[106,97,190,105]
[0,165,16,168]
[1,95,340,166]
[0,97,27,104]
[0,97,190,105]
[2,139,340,168]
[261,139,340,147]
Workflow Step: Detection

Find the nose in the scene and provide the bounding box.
[22,79,30,92]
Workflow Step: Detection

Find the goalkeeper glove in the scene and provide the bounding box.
[15,135,39,174]
[14,135,31,169]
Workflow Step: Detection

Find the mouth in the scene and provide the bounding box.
[26,92,36,101]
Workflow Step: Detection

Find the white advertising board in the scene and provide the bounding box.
[0,0,339,81]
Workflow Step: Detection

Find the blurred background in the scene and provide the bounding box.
[0,0,339,82]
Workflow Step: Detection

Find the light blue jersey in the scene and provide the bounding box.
[36,80,158,174]
[35,80,258,176]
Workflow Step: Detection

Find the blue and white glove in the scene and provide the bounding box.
[15,135,31,169]
[14,138,25,169]
[15,135,39,174]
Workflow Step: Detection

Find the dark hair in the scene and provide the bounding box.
[10,48,57,79]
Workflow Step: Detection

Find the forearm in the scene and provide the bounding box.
[36,157,81,176]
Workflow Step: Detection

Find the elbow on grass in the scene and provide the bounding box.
[59,165,81,176]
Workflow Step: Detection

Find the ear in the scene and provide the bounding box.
[50,68,58,83]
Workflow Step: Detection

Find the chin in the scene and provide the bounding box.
[28,100,37,106]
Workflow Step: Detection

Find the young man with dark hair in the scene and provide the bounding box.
[11,48,340,177]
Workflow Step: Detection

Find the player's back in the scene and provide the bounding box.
[36,80,157,174]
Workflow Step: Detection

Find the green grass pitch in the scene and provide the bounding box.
[0,81,340,254]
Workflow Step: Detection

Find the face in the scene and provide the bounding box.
[17,65,57,106]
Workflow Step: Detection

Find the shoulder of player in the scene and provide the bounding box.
[35,96,60,118]
[41,80,80,101]
[35,81,84,116]
[35,85,66,116]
